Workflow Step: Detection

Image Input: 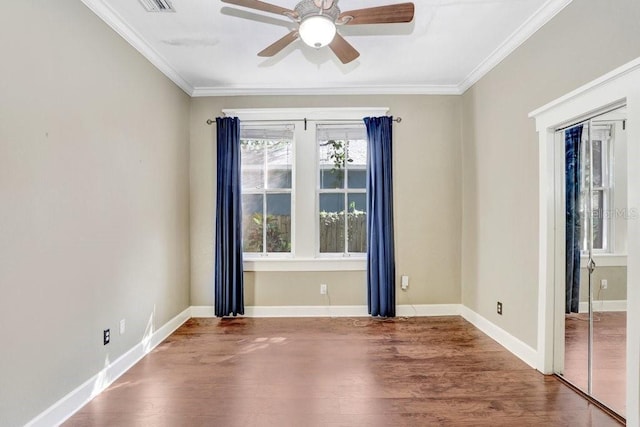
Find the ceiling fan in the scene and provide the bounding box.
[221,0,415,64]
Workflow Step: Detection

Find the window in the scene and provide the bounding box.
[580,125,612,252]
[317,125,367,255]
[241,125,294,255]
[230,107,387,270]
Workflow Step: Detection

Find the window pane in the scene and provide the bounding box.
[319,194,345,253]
[320,169,344,189]
[592,190,604,250]
[242,169,264,190]
[242,194,264,253]
[348,170,366,189]
[592,140,603,187]
[241,141,264,190]
[267,140,293,189]
[348,193,367,253]
[266,194,291,253]
[268,168,292,189]
[319,140,345,189]
[241,140,265,165]
[347,139,367,189]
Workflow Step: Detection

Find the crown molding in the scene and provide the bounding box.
[80,0,194,95]
[191,84,463,97]
[458,0,573,94]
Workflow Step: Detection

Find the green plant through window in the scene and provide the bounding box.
[243,214,291,253]
[320,139,353,173]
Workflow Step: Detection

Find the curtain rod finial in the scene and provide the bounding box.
[206,119,214,125]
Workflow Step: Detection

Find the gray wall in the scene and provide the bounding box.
[190,95,462,308]
[0,2,191,425]
[461,0,640,347]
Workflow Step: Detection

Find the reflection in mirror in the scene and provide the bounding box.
[558,106,627,417]
[590,108,627,416]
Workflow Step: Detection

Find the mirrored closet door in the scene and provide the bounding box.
[554,106,627,418]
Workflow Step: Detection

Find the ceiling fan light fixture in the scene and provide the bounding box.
[299,15,336,48]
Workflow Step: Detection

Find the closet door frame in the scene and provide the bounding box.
[552,115,616,397]
[530,57,640,426]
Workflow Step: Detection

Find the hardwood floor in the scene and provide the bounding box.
[66,317,621,426]
[563,312,626,417]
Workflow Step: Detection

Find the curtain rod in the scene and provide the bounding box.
[206,117,402,126]
[554,105,625,132]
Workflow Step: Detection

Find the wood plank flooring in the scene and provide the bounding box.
[65,317,621,426]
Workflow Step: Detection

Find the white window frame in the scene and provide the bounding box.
[580,125,614,254]
[225,107,388,272]
[316,125,368,258]
[240,124,295,259]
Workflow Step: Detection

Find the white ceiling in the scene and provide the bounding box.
[81,0,572,96]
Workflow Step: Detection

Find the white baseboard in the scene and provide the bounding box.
[460,306,538,369]
[578,299,627,313]
[190,304,462,318]
[26,307,191,427]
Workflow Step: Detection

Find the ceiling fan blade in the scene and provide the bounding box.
[221,0,295,17]
[258,31,299,57]
[329,34,360,64]
[339,2,415,25]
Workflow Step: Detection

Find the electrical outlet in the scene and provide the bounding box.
[103,329,110,345]
[497,302,503,315]
[401,275,409,290]
[601,279,608,290]
[120,319,126,335]
[320,284,327,295]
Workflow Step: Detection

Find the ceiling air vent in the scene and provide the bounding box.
[138,0,175,12]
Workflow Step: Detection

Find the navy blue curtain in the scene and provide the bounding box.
[215,117,244,317]
[364,116,396,317]
[565,125,582,314]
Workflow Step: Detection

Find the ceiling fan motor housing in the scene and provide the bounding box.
[294,0,340,21]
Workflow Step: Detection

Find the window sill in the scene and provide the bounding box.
[243,258,367,272]
[580,253,627,267]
